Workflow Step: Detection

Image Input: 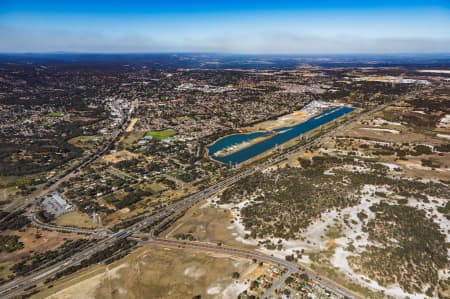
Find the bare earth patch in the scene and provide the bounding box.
[35,244,259,299]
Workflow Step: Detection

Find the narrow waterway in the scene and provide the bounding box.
[208,106,354,165]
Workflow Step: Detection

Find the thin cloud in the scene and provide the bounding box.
[1,25,449,53]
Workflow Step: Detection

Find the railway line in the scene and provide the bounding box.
[0,98,405,298]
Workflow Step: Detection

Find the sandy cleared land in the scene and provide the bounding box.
[346,124,443,145]
[164,200,256,250]
[244,100,342,133]
[359,127,400,134]
[68,135,103,149]
[371,118,403,127]
[438,114,450,128]
[244,110,309,132]
[437,133,450,140]
[55,211,99,229]
[101,150,138,163]
[417,69,450,74]
[125,118,138,132]
[35,244,260,299]
[333,123,450,180]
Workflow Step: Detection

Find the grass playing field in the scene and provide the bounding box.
[144,129,177,141]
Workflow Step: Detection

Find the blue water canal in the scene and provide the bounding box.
[208,106,355,165]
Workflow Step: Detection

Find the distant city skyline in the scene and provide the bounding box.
[1,0,450,53]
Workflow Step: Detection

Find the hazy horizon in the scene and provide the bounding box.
[2,52,450,55]
[1,0,450,54]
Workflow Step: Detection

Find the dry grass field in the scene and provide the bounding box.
[164,201,256,250]
[119,131,144,147]
[0,228,83,264]
[68,135,104,150]
[101,150,139,164]
[55,211,100,229]
[0,228,83,281]
[34,244,262,299]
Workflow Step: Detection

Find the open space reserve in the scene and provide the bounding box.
[0,53,449,299]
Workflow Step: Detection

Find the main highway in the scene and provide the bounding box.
[30,214,110,236]
[3,100,138,213]
[0,98,406,298]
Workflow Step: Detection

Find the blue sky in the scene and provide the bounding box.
[1,0,449,53]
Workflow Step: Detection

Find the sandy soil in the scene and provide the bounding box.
[125,118,139,132]
[437,133,450,140]
[101,150,138,163]
[242,111,308,132]
[242,100,339,132]
[35,244,260,299]
[164,200,256,250]
[359,127,400,134]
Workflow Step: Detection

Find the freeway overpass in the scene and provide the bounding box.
[0,97,407,298]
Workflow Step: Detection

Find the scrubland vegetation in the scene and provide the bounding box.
[349,203,447,295]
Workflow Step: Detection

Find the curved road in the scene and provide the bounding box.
[0,98,408,298]
[30,215,110,236]
[148,238,360,299]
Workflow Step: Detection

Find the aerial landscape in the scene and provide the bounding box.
[0,1,449,299]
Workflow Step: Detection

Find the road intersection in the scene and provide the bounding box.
[0,98,406,298]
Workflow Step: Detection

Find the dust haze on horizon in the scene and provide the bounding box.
[1,0,450,54]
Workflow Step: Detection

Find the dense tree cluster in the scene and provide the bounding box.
[11,239,90,276]
[0,235,24,253]
[0,140,82,176]
[0,210,30,230]
[113,189,153,209]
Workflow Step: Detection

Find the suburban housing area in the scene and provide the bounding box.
[0,54,449,299]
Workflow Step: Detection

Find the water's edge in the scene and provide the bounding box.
[208,106,355,165]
